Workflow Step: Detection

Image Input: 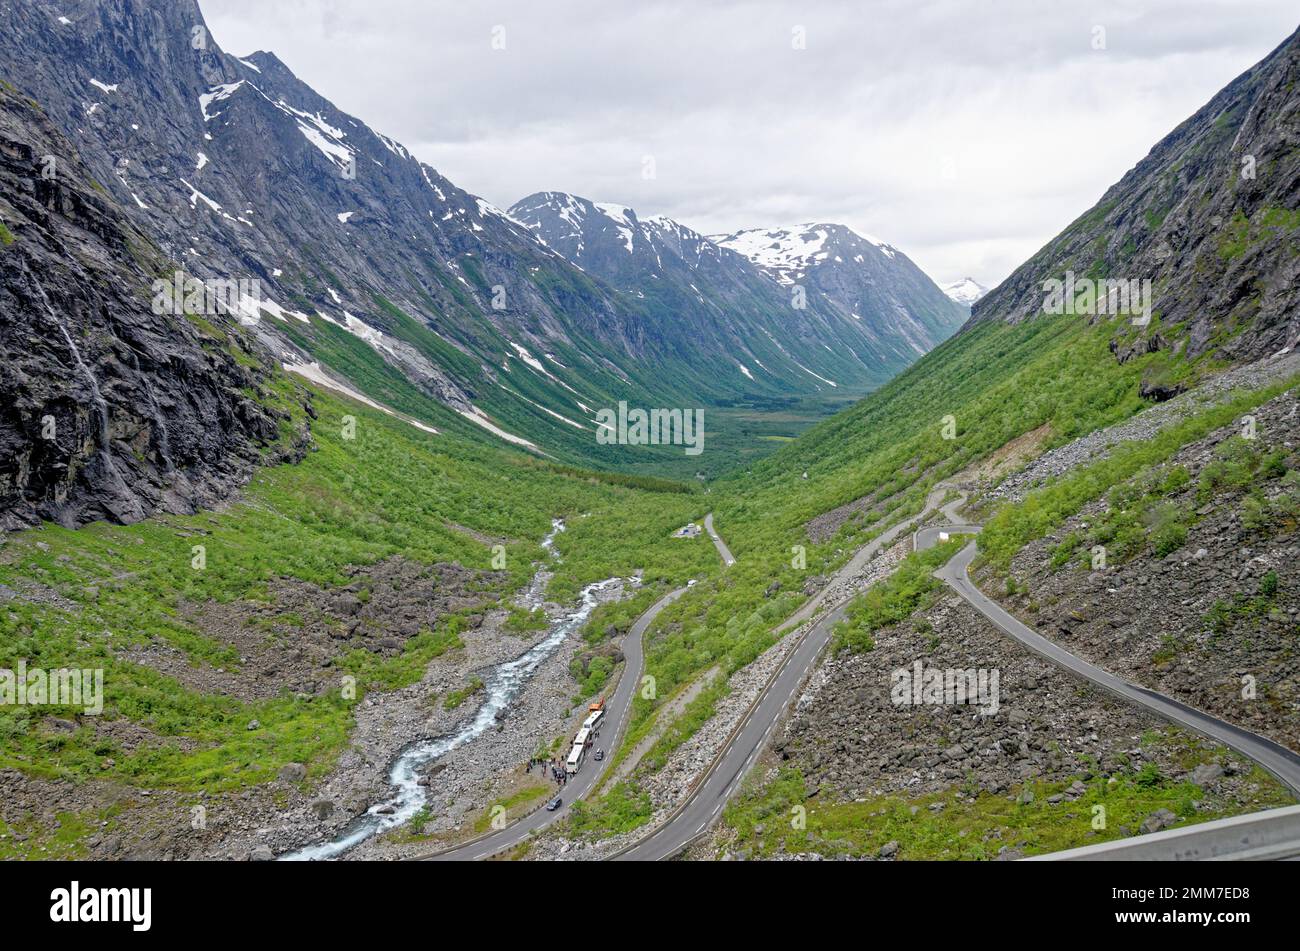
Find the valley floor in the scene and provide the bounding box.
[3,336,1299,862]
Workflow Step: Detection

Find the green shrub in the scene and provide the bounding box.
[504,606,548,634]
[1145,502,1189,556]
[834,539,965,653]
[1241,492,1269,533]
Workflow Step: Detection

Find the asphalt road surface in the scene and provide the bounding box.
[614,491,948,860]
[704,512,736,566]
[933,539,1300,796]
[421,584,689,860]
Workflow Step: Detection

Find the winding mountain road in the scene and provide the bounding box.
[420,584,689,860]
[930,536,1300,797]
[614,491,948,860]
[617,490,1300,860]
[704,512,736,566]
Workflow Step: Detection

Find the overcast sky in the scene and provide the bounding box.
[202,0,1298,289]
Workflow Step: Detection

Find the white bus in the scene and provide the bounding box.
[565,743,585,775]
[582,709,604,733]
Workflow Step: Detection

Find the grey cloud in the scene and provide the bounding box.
[202,0,1298,286]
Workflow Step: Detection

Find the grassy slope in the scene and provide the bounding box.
[0,381,716,794]
[275,300,854,483]
[721,746,1293,860]
[569,308,1291,834]
[4,290,1289,849]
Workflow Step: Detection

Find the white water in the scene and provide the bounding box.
[56,323,111,445]
[518,517,564,608]
[283,519,616,860]
[28,264,111,448]
[29,266,132,493]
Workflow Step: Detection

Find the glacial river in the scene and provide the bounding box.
[282,520,616,860]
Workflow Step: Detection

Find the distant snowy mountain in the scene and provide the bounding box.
[509,194,887,393]
[509,192,736,285]
[711,223,968,354]
[512,195,970,393]
[711,223,898,285]
[941,277,990,307]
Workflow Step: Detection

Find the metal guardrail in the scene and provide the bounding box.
[612,495,952,859]
[607,608,831,860]
[1027,804,1300,861]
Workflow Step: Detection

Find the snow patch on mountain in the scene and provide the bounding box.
[593,202,636,253]
[180,178,221,212]
[374,131,407,160]
[459,406,541,451]
[244,296,309,324]
[291,115,353,169]
[507,340,559,379]
[419,165,448,201]
[790,359,838,387]
[710,223,900,283]
[284,361,439,436]
[198,81,244,121]
[499,386,587,430]
[940,277,989,306]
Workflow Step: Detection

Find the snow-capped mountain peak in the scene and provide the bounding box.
[707,220,967,354]
[940,277,990,306]
[510,192,737,274]
[708,223,900,285]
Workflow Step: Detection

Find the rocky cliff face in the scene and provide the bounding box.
[0,80,304,529]
[6,0,894,461]
[971,26,1300,367]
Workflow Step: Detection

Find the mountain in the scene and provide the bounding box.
[0,78,307,530]
[940,277,989,307]
[711,223,967,357]
[13,0,719,458]
[0,0,974,477]
[1,2,1298,868]
[0,0,796,473]
[510,192,965,396]
[971,25,1300,373]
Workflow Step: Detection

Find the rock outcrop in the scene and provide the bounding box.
[0,81,305,528]
[971,26,1300,366]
